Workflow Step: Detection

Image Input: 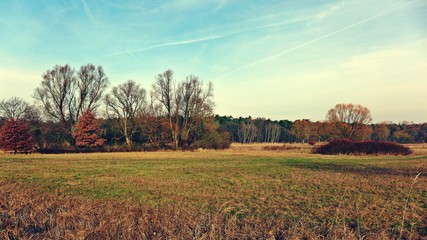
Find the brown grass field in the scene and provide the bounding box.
[0,143,426,239]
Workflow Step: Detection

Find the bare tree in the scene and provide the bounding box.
[264,123,281,143]
[152,69,214,148]
[178,75,214,146]
[33,64,109,140]
[152,69,179,147]
[76,64,109,113]
[238,122,258,144]
[326,103,372,139]
[104,80,146,147]
[34,64,75,128]
[147,90,164,118]
[0,97,39,121]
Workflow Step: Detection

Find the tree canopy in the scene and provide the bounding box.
[34,64,109,142]
[104,80,146,147]
[326,103,372,140]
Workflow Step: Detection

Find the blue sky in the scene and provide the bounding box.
[0,0,426,123]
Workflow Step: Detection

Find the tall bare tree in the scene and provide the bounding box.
[34,64,109,140]
[152,69,214,148]
[326,103,372,139]
[34,64,75,128]
[76,64,109,113]
[264,123,281,143]
[238,122,258,143]
[104,80,146,147]
[178,75,214,146]
[152,69,179,147]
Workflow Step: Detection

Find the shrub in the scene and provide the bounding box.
[0,118,34,153]
[193,131,231,150]
[37,147,105,154]
[314,139,413,155]
[72,110,106,148]
[37,148,70,154]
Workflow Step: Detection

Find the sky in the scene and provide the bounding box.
[0,0,426,123]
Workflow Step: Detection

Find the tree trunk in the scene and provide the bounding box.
[125,136,132,147]
[123,119,132,147]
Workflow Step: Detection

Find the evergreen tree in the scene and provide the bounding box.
[0,119,34,153]
[72,110,105,148]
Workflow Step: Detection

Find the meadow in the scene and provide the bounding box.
[0,143,426,239]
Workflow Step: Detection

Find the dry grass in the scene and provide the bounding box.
[405,143,427,156]
[230,142,314,152]
[0,144,426,239]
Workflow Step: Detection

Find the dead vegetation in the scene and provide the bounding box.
[2,179,425,240]
[0,145,426,239]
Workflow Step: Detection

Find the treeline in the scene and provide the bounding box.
[216,111,427,144]
[0,64,426,153]
[215,116,293,143]
[0,64,230,152]
[216,117,427,144]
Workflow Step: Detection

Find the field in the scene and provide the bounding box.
[0,143,426,239]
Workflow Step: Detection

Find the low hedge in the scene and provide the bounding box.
[314,139,413,155]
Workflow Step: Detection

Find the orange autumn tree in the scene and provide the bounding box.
[291,119,311,143]
[72,109,105,148]
[326,103,372,140]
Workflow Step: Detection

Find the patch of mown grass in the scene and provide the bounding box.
[0,150,426,238]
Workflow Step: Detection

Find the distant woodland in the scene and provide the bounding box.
[0,64,426,152]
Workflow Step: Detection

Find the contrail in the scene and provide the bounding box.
[226,17,308,37]
[81,0,95,23]
[107,14,308,57]
[126,50,141,66]
[214,0,419,80]
[108,35,224,56]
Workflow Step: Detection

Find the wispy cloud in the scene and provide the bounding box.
[225,16,309,36]
[214,0,420,80]
[314,1,344,22]
[108,14,308,57]
[107,35,224,56]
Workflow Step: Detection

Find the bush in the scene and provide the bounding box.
[72,109,106,148]
[314,139,412,155]
[0,119,35,153]
[193,131,231,150]
[37,147,106,154]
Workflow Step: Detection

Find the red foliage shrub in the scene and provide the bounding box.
[314,139,412,155]
[0,118,34,153]
[72,110,106,148]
